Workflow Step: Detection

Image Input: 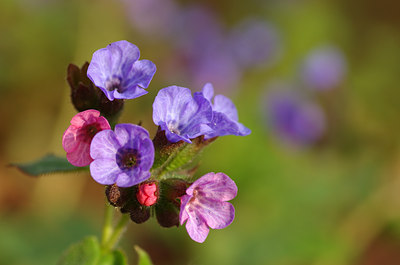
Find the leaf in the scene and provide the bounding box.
[110,249,129,265]
[134,245,153,265]
[57,236,101,265]
[57,237,128,265]
[11,154,87,176]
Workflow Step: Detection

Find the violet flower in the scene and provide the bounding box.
[301,45,347,91]
[229,18,280,68]
[265,87,326,146]
[62,109,111,167]
[195,83,251,139]
[152,85,213,143]
[90,123,154,187]
[87,40,156,101]
[179,172,237,243]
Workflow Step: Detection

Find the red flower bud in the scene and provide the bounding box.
[137,182,158,206]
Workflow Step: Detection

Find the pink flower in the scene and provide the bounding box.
[179,172,237,243]
[62,109,110,167]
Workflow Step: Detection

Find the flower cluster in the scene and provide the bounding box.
[62,40,250,243]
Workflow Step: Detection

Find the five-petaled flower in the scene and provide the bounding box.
[179,172,237,243]
[62,109,111,167]
[87,40,156,101]
[195,83,251,139]
[90,123,154,187]
[152,85,213,143]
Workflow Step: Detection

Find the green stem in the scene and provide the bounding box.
[101,202,115,247]
[103,214,130,251]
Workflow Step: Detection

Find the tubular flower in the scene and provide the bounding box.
[152,85,213,143]
[87,40,156,101]
[195,83,251,139]
[62,109,111,167]
[90,124,154,187]
[179,172,237,243]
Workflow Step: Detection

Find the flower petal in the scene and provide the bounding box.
[116,170,150,187]
[188,172,238,201]
[62,126,79,153]
[201,83,214,102]
[124,59,157,89]
[90,130,120,160]
[66,141,92,167]
[179,194,191,225]
[114,123,150,148]
[90,158,120,185]
[196,198,235,229]
[112,40,140,75]
[185,208,209,243]
[213,95,238,121]
[70,109,101,127]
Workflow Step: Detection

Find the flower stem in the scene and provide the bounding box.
[101,202,114,247]
[103,214,130,251]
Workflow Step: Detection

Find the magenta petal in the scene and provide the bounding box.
[62,127,79,153]
[70,109,101,127]
[90,158,120,185]
[66,141,92,167]
[197,198,235,229]
[188,172,238,201]
[185,209,210,243]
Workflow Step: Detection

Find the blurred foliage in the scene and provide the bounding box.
[1,0,400,265]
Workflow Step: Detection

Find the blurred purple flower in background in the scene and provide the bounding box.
[90,124,154,187]
[122,1,282,94]
[264,83,326,146]
[228,18,281,68]
[180,172,237,243]
[122,0,179,38]
[87,40,156,101]
[152,85,213,143]
[301,45,347,91]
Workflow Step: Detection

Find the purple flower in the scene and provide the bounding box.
[89,123,154,187]
[195,83,251,139]
[301,45,347,91]
[228,18,281,68]
[179,172,237,243]
[265,85,325,146]
[123,0,179,38]
[87,40,156,101]
[152,85,213,143]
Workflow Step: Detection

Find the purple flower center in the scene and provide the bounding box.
[116,148,139,170]
[105,76,123,93]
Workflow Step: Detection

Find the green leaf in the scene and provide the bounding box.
[57,237,128,265]
[134,245,153,265]
[57,236,101,265]
[11,154,87,176]
[110,249,128,265]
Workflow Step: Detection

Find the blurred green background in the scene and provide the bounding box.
[1,0,400,264]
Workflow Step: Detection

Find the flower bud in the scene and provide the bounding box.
[105,184,130,208]
[137,182,158,206]
[67,62,124,121]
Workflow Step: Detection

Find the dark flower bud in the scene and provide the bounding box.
[129,205,151,224]
[67,62,124,122]
[105,184,131,208]
[155,179,190,228]
[118,185,151,224]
